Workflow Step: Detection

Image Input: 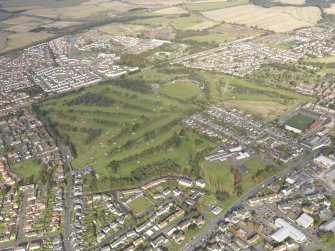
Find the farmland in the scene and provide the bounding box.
[184,0,248,12]
[202,4,321,32]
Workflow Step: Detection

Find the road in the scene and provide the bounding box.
[182,154,315,251]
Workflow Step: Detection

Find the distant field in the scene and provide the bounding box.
[307,56,335,63]
[185,0,248,12]
[285,113,315,131]
[279,0,305,4]
[127,195,153,215]
[154,6,189,15]
[1,32,53,53]
[170,15,214,30]
[325,4,335,14]
[186,23,263,44]
[202,4,321,32]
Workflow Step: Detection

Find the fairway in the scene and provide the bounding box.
[285,113,315,131]
[159,81,204,100]
[127,195,153,215]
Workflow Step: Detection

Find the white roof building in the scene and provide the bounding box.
[271,218,306,243]
[296,213,314,228]
[320,218,335,233]
[314,155,335,168]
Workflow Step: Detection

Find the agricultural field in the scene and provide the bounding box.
[325,4,335,14]
[0,31,53,53]
[170,15,217,30]
[185,23,264,44]
[285,113,316,131]
[127,195,153,215]
[279,0,305,4]
[154,6,189,15]
[184,0,248,12]
[202,4,321,32]
[307,56,335,63]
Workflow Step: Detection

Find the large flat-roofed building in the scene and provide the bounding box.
[271,218,306,243]
[314,155,335,169]
[320,218,335,233]
[296,213,314,228]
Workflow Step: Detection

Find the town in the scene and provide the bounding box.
[0,2,335,251]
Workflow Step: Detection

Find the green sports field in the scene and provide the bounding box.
[285,113,315,131]
[127,195,153,215]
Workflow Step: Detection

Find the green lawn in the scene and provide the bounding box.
[285,113,315,131]
[170,15,207,30]
[127,195,153,215]
[10,158,43,183]
[159,81,204,100]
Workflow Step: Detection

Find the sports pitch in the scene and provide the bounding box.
[285,113,315,131]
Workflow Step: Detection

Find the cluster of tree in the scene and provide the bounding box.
[79,127,102,145]
[114,77,152,93]
[119,53,149,67]
[175,29,209,40]
[108,132,182,167]
[215,190,231,201]
[39,167,54,187]
[232,83,294,101]
[232,168,243,196]
[252,165,274,183]
[131,159,181,183]
[98,159,182,190]
[93,119,118,127]
[69,92,115,106]
[109,118,180,156]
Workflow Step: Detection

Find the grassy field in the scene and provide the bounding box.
[202,4,321,32]
[159,81,204,100]
[325,4,335,14]
[285,113,315,131]
[39,69,217,183]
[10,158,43,183]
[200,154,280,203]
[127,195,153,215]
[170,15,214,30]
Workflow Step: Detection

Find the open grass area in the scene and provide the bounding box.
[170,15,211,30]
[285,113,315,131]
[159,81,204,100]
[39,69,218,189]
[10,158,43,183]
[127,195,153,215]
